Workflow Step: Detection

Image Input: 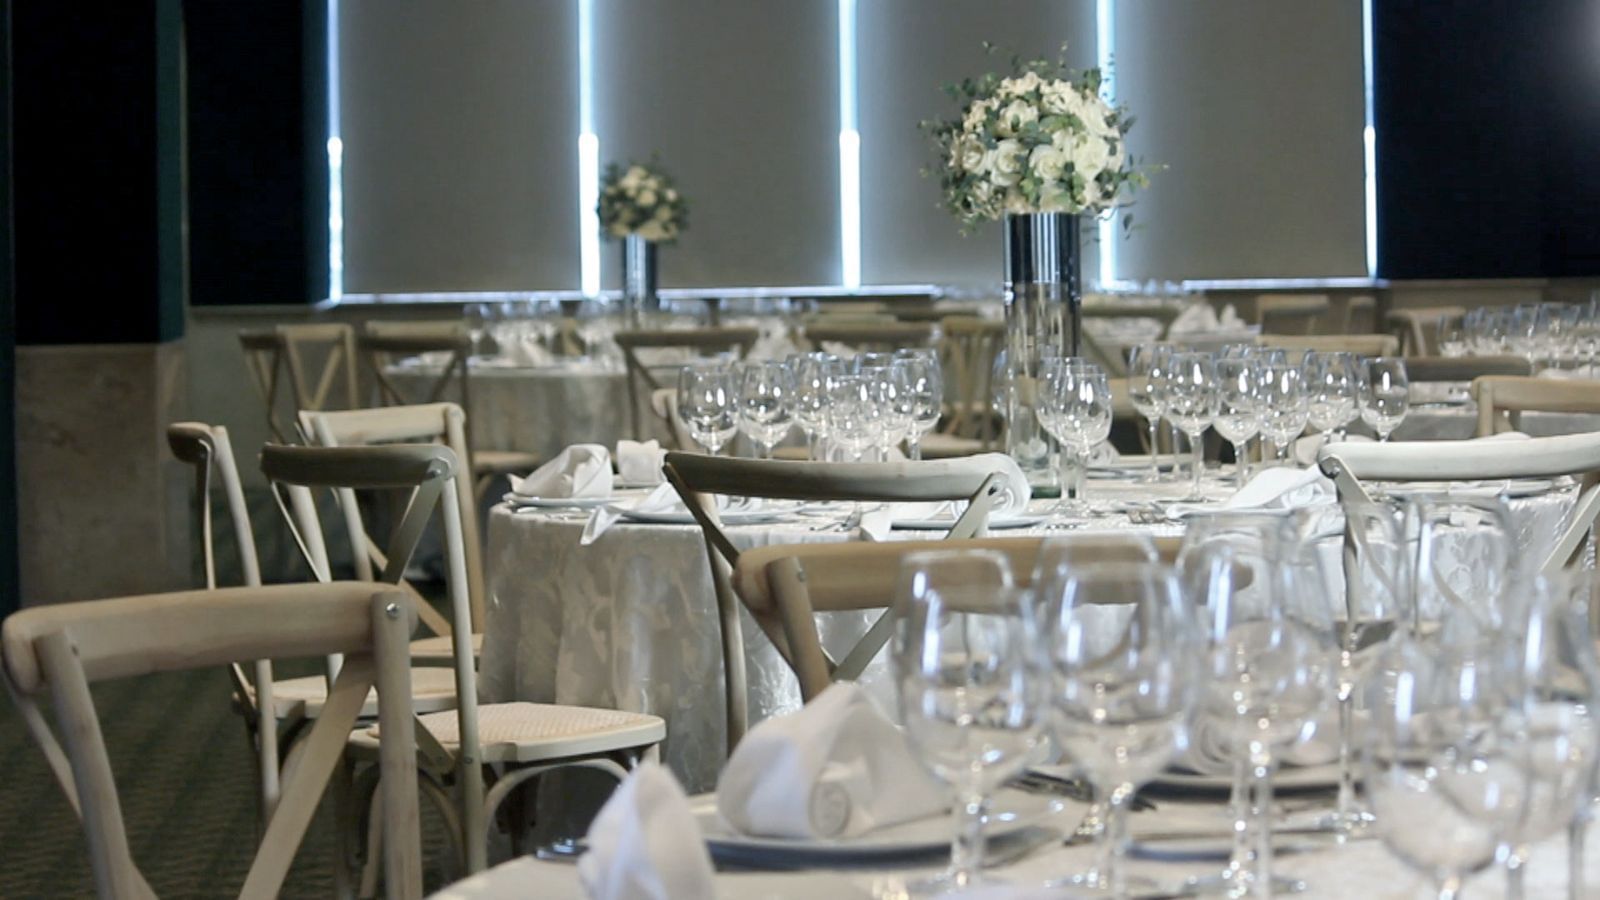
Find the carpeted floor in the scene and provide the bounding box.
[0,655,459,897]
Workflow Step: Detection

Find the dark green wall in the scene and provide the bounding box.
[1,0,16,617]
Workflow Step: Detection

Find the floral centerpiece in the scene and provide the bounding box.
[598,161,688,243]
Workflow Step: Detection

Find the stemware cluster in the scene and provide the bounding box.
[465,297,564,358]
[1448,298,1600,372]
[675,350,942,460]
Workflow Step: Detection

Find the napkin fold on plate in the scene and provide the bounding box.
[1168,302,1218,335]
[511,444,612,498]
[716,683,947,839]
[1167,465,1333,519]
[859,452,1032,540]
[577,762,716,900]
[617,439,667,486]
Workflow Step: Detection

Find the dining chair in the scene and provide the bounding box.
[800,322,936,354]
[662,450,1027,750]
[1470,375,1600,436]
[1,582,423,899]
[238,324,360,443]
[263,443,665,878]
[1255,294,1330,335]
[1342,295,1377,334]
[358,321,543,501]
[1259,334,1400,359]
[930,315,1004,457]
[731,535,1182,702]
[612,327,760,440]
[1385,305,1467,356]
[1402,355,1530,382]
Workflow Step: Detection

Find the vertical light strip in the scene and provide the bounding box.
[326,0,343,301]
[1095,0,1116,286]
[1361,0,1378,277]
[838,0,861,288]
[578,0,601,295]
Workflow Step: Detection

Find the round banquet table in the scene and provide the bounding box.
[479,474,1578,793]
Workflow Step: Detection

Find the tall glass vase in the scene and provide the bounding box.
[622,234,658,328]
[1003,212,1081,491]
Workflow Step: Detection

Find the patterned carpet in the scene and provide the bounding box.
[0,661,458,898]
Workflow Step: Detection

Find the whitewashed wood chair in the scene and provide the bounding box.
[663,450,1025,750]
[800,321,936,354]
[1403,355,1530,383]
[1256,293,1330,335]
[1,582,423,899]
[1470,375,1600,437]
[298,403,485,665]
[931,315,1004,457]
[612,327,760,441]
[1385,305,1467,356]
[262,443,664,879]
[358,321,542,499]
[238,324,359,443]
[731,535,1181,703]
[1342,294,1377,334]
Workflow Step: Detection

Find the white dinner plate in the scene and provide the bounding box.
[613,476,663,490]
[692,788,1058,865]
[502,493,612,509]
[616,498,798,526]
[1149,762,1341,794]
[1377,478,1555,499]
[892,512,1048,531]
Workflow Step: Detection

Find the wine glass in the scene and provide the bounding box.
[1304,351,1359,444]
[1163,352,1218,500]
[895,350,944,461]
[1043,360,1112,514]
[1044,561,1201,897]
[1438,316,1468,357]
[735,360,794,459]
[893,550,1046,893]
[1404,495,1514,647]
[1360,357,1410,442]
[676,362,736,455]
[789,352,839,460]
[863,363,915,461]
[466,302,497,358]
[1212,358,1261,488]
[1258,362,1310,464]
[826,374,880,462]
[1126,344,1172,483]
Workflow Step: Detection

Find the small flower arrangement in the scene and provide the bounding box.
[925,47,1148,226]
[598,160,687,242]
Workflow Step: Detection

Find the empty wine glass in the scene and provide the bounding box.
[1360,357,1410,442]
[1258,363,1311,464]
[1304,351,1360,443]
[1043,360,1112,514]
[863,363,915,460]
[894,550,1046,893]
[466,302,497,358]
[1127,344,1172,483]
[790,352,839,460]
[735,360,794,459]
[1044,561,1201,897]
[895,350,943,461]
[1405,495,1514,647]
[1164,352,1217,500]
[826,374,880,462]
[1438,316,1468,357]
[1212,358,1261,488]
[676,362,736,455]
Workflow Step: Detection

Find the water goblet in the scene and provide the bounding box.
[1163,352,1217,500]
[790,352,839,460]
[735,360,794,459]
[1438,316,1468,357]
[1042,360,1111,514]
[1126,343,1172,483]
[1258,363,1310,464]
[677,362,737,455]
[1304,351,1359,443]
[826,374,880,462]
[1359,357,1409,442]
[894,350,943,461]
[1212,358,1261,488]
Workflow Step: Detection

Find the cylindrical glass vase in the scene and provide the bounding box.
[1003,212,1081,491]
[622,234,659,327]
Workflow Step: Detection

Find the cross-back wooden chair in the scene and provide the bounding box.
[262,443,664,879]
[933,315,1004,456]
[1259,333,1400,359]
[238,324,359,442]
[358,321,542,500]
[1385,305,1467,356]
[1,582,422,900]
[731,535,1181,702]
[298,403,484,664]
[662,450,1027,750]
[1342,295,1377,334]
[1256,294,1330,335]
[1470,375,1600,437]
[612,327,760,441]
[1402,355,1530,383]
[800,322,936,354]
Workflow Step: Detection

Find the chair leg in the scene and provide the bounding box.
[333,756,358,900]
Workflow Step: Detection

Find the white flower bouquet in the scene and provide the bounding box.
[925,49,1148,226]
[598,161,687,243]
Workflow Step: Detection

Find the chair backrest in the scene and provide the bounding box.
[662,450,1025,750]
[1,583,422,899]
[1403,355,1530,383]
[1256,294,1330,335]
[648,387,695,450]
[732,535,1182,702]
[260,442,486,871]
[1385,305,1466,356]
[237,325,360,443]
[165,423,281,822]
[1342,295,1377,334]
[297,403,485,632]
[801,322,936,354]
[358,321,473,413]
[1259,334,1400,358]
[1471,375,1600,437]
[612,327,760,440]
[939,315,1005,448]
[1317,430,1600,574]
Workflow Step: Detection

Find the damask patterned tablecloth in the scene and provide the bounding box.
[479,478,1578,793]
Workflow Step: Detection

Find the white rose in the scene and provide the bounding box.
[637,189,658,207]
[1028,144,1067,182]
[1083,95,1118,138]
[1038,181,1071,213]
[996,99,1038,137]
[962,98,993,133]
[665,188,678,202]
[1039,80,1085,117]
[1004,189,1032,215]
[637,221,666,241]
[989,139,1025,187]
[621,166,646,188]
[999,71,1042,98]
[653,204,672,222]
[1071,135,1111,180]
[956,137,987,173]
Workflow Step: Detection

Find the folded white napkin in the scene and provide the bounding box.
[577,762,716,900]
[1168,302,1219,335]
[1217,303,1244,329]
[716,683,947,839]
[581,483,724,545]
[617,439,666,486]
[511,444,612,498]
[1167,466,1333,519]
[858,454,1032,540]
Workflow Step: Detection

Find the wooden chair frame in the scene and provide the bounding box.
[1385,305,1466,356]
[939,316,1004,450]
[238,324,359,442]
[612,327,759,441]
[1,583,421,900]
[1259,334,1400,358]
[1402,355,1530,383]
[1256,294,1330,335]
[800,322,935,354]
[358,322,472,411]
[662,451,1021,750]
[1470,375,1600,437]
